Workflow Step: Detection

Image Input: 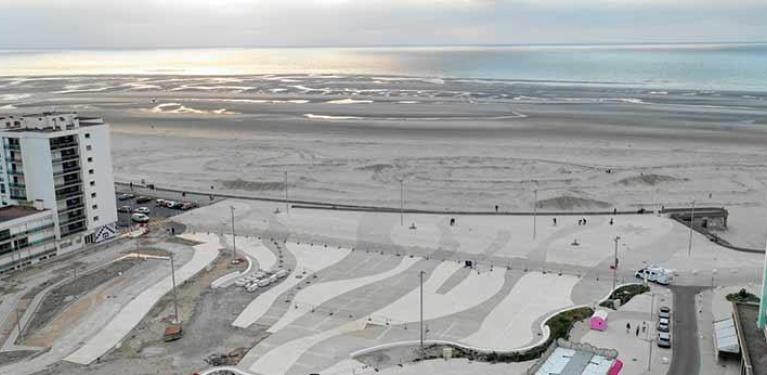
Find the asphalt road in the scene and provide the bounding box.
[667,286,706,375]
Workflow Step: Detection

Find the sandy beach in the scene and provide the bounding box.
[3,74,767,247]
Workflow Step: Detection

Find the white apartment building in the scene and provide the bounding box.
[0,113,118,262]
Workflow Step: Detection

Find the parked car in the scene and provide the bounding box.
[275,269,289,279]
[118,205,132,213]
[131,213,150,223]
[659,317,670,326]
[136,196,153,204]
[155,198,168,207]
[659,306,671,319]
[246,283,260,292]
[134,206,151,214]
[257,279,271,287]
[234,278,249,287]
[165,201,183,209]
[180,202,198,210]
[657,321,670,333]
[118,193,135,201]
[657,332,671,348]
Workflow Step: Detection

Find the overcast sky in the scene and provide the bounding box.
[0,0,765,49]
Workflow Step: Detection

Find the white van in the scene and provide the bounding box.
[635,266,673,285]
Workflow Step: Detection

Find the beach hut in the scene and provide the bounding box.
[590,309,609,331]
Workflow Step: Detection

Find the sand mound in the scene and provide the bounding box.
[219,179,284,191]
[536,195,611,210]
[616,173,686,186]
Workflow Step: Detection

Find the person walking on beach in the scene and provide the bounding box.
[635,326,640,336]
[626,322,631,333]
[553,218,557,226]
[609,218,614,225]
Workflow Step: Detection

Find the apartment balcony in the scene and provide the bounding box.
[53,166,80,177]
[55,188,82,201]
[49,142,78,151]
[60,220,86,237]
[6,170,24,177]
[5,143,20,151]
[51,153,80,164]
[57,203,84,215]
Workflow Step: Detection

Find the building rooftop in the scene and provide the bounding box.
[0,112,104,133]
[733,303,767,375]
[535,347,617,375]
[0,205,47,224]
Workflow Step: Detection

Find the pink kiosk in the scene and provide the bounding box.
[590,309,609,331]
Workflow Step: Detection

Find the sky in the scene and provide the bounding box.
[0,0,765,49]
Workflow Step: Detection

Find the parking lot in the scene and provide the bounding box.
[114,186,222,229]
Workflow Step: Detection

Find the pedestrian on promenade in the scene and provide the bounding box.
[626,322,631,333]
[636,326,640,336]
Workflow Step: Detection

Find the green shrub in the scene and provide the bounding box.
[726,289,760,304]
[599,284,650,309]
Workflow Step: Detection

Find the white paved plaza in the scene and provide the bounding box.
[168,200,764,375]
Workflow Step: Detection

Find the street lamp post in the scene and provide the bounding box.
[170,253,180,324]
[647,292,655,371]
[533,188,538,240]
[230,206,237,262]
[612,236,621,292]
[419,270,425,356]
[284,170,289,214]
[400,179,405,227]
[687,200,696,256]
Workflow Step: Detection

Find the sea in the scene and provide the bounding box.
[1,43,767,92]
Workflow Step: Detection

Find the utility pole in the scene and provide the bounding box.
[687,200,696,256]
[419,270,425,356]
[400,179,405,227]
[533,188,538,239]
[648,292,654,371]
[284,170,289,214]
[230,205,237,262]
[612,236,621,292]
[170,253,180,324]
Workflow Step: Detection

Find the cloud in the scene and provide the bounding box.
[0,0,763,48]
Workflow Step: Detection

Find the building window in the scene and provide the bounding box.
[86,145,92,151]
[93,216,99,222]
[92,204,98,209]
[91,192,96,198]
[87,157,93,162]
[88,169,94,175]
[85,133,91,139]
[89,181,95,186]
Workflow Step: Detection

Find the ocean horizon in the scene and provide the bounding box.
[1,42,767,92]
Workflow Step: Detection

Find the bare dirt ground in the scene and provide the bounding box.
[23,259,141,342]
[38,248,264,375]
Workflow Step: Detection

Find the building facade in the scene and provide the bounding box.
[0,205,57,273]
[0,113,118,258]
